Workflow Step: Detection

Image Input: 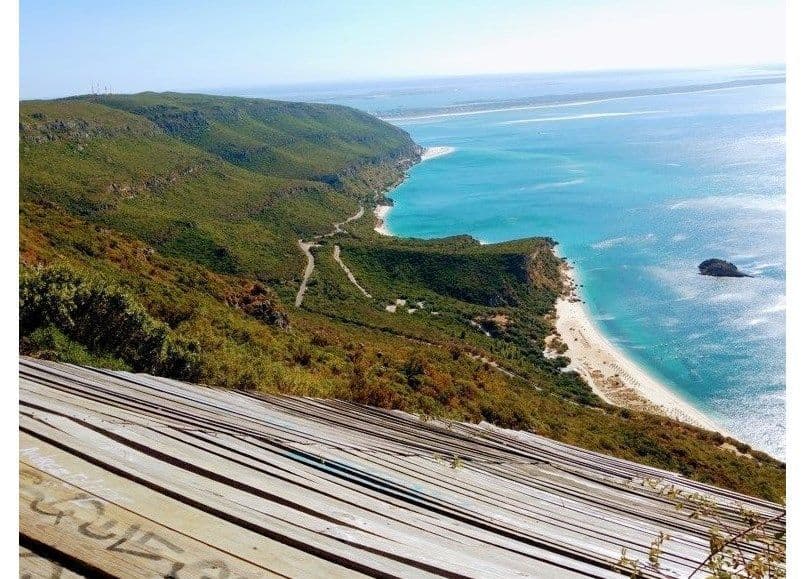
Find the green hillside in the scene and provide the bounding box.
[86,92,419,181]
[20,94,418,282]
[19,92,785,502]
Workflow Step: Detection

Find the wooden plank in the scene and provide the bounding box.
[19,357,785,579]
[19,419,439,578]
[19,432,366,578]
[20,463,273,578]
[22,414,581,578]
[19,546,85,579]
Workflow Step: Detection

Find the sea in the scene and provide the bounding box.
[229,66,786,458]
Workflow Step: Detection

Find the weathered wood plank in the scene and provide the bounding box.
[19,431,372,578]
[19,357,784,578]
[19,419,441,578]
[20,463,274,578]
[19,546,86,579]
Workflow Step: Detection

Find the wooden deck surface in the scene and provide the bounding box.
[19,357,785,577]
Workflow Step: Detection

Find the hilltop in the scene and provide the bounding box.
[19,92,784,501]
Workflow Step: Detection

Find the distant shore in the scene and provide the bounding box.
[373,146,456,235]
[546,259,723,433]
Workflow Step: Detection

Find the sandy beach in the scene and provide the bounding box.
[373,204,393,235]
[372,144,720,432]
[546,262,723,433]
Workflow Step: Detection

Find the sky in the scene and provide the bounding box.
[20,0,785,99]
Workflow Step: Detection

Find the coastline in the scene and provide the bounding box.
[370,146,722,435]
[546,259,724,433]
[373,146,456,235]
[373,204,393,236]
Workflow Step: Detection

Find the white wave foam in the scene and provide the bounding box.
[420,146,456,161]
[500,110,666,125]
[591,236,628,250]
[747,262,783,274]
[669,195,785,213]
[525,178,586,191]
[594,314,616,321]
[762,295,786,314]
[752,135,786,146]
[591,233,656,250]
[708,291,753,304]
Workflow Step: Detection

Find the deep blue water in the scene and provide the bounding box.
[239,67,785,458]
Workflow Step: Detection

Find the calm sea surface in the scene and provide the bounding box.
[235,67,785,458]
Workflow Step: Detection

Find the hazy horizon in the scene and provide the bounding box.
[20,0,784,100]
[18,62,786,102]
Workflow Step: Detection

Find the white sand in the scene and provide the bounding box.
[373,205,393,235]
[549,265,724,433]
[421,146,456,161]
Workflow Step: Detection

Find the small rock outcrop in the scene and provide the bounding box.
[698,258,751,278]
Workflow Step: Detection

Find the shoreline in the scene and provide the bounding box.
[373,204,393,236]
[373,146,455,235]
[546,259,724,433]
[370,148,723,436]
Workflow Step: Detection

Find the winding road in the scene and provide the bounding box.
[334,245,372,298]
[294,205,543,387]
[294,240,318,307]
[294,205,367,308]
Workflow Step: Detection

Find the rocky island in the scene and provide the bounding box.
[698,258,751,277]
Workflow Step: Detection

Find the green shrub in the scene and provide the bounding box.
[20,265,200,379]
[402,354,427,389]
[21,325,129,370]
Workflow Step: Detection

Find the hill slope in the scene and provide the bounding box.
[19,92,785,501]
[20,94,419,281]
[86,92,419,182]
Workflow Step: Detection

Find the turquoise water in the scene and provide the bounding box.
[243,67,785,458]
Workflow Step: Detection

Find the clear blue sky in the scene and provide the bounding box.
[20,0,784,99]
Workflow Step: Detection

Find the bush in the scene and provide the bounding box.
[21,325,129,370]
[162,336,202,381]
[290,340,313,366]
[20,265,200,379]
[402,354,427,389]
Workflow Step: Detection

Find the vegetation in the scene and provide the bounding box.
[615,479,786,577]
[84,92,418,182]
[19,93,785,502]
[20,265,200,378]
